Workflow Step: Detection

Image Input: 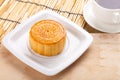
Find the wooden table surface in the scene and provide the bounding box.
[0,33,120,80]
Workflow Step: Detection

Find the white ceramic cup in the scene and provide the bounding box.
[92,0,120,24]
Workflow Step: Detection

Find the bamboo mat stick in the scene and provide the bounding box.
[44,0,52,11]
[43,0,50,10]
[46,0,52,8]
[9,0,35,25]
[74,0,88,24]
[3,22,12,33]
[4,23,16,34]
[0,0,16,19]
[18,3,31,22]
[29,0,41,16]
[68,0,78,21]
[74,4,84,25]
[19,0,36,21]
[2,21,10,31]
[74,0,88,27]
[28,5,38,16]
[68,0,83,22]
[52,0,61,13]
[0,0,10,16]
[0,0,4,5]
[3,0,33,35]
[47,0,58,9]
[53,0,62,13]
[55,0,66,13]
[0,25,4,37]
[75,0,88,27]
[37,0,47,11]
[34,0,42,13]
[2,2,23,32]
[0,22,11,40]
[74,16,83,26]
[0,0,13,26]
[8,0,17,14]
[18,0,42,22]
[56,0,66,9]
[16,0,36,21]
[62,0,77,17]
[45,0,57,11]
[60,0,72,17]
[0,13,10,26]
[0,0,25,39]
[27,3,37,17]
[0,21,9,40]
[18,0,41,22]
[0,0,18,26]
[8,3,31,32]
[8,2,25,20]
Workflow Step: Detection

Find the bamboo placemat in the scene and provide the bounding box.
[0,0,88,42]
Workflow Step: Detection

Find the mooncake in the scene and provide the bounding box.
[29,20,66,56]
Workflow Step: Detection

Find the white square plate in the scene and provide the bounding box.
[2,10,93,76]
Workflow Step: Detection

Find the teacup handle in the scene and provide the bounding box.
[113,12,120,24]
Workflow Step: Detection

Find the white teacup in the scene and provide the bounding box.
[92,0,120,24]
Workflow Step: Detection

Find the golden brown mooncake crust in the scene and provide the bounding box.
[29,20,66,56]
